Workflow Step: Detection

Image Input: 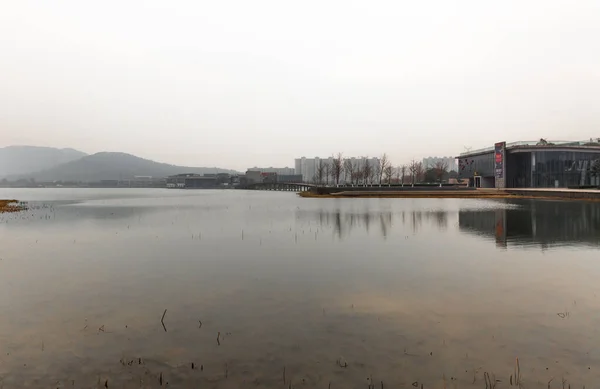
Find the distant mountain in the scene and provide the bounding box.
[12,152,238,182]
[0,146,88,178]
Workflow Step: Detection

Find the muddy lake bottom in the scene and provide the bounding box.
[1,188,600,388]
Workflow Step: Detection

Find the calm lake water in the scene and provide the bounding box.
[1,188,600,388]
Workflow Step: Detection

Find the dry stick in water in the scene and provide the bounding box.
[217,332,221,345]
[516,357,521,386]
[473,367,482,384]
[161,309,167,332]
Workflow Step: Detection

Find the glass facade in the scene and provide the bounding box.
[457,153,495,178]
[462,147,600,188]
[506,150,600,188]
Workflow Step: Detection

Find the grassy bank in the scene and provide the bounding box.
[0,200,26,213]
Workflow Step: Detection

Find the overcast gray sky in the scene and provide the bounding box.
[1,0,599,170]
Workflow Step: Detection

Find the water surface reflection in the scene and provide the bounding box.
[459,199,600,249]
[0,191,599,388]
[302,199,600,250]
[297,209,453,239]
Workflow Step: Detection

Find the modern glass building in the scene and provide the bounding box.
[457,140,600,188]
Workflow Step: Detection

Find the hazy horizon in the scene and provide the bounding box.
[2,0,599,171]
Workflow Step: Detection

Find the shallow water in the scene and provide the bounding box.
[1,188,600,388]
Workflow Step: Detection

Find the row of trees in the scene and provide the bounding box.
[312,154,451,186]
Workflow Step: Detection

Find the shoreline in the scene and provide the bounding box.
[298,189,600,202]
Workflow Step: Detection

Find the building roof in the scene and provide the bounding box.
[169,173,204,178]
[458,140,600,158]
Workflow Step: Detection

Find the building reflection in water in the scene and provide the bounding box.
[459,200,600,249]
[297,199,600,249]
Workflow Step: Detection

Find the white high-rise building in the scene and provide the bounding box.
[295,157,330,183]
[295,156,381,184]
[422,156,458,172]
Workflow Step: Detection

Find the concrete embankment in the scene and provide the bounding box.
[299,190,506,199]
[505,188,600,201]
[298,187,600,201]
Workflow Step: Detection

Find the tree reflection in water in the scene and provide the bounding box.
[298,199,600,250]
[298,208,450,240]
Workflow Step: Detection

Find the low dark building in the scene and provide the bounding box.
[216,173,232,186]
[277,174,303,183]
[261,172,277,184]
[457,140,600,188]
[166,174,217,189]
[243,170,263,185]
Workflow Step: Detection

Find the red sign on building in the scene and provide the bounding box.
[494,142,506,179]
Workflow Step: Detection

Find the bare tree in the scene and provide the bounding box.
[373,163,381,186]
[343,159,354,185]
[434,160,449,184]
[363,158,373,186]
[371,159,379,185]
[331,153,344,186]
[316,160,326,185]
[384,165,394,185]
[400,165,407,186]
[415,162,425,183]
[378,153,390,186]
[323,161,331,185]
[408,160,425,185]
[394,166,401,184]
[354,160,363,185]
[408,160,418,185]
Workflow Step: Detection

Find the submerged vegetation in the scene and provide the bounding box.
[0,199,26,213]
